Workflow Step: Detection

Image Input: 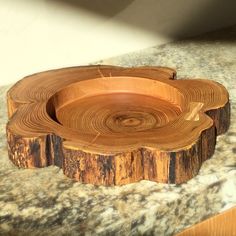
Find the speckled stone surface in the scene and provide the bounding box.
[1,27,236,236]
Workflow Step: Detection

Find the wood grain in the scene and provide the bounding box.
[6,65,230,185]
[176,207,236,236]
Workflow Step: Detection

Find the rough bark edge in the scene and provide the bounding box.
[6,127,64,169]
[62,125,216,185]
[6,127,47,168]
[206,101,230,135]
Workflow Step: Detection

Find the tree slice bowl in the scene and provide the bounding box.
[6,66,230,185]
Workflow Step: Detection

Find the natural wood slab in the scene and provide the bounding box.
[6,65,230,185]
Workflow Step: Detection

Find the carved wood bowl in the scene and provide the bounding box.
[6,66,230,185]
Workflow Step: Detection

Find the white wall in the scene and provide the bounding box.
[0,0,236,85]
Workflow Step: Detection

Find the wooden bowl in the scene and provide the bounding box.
[6,66,230,185]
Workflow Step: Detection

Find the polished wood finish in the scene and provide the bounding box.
[176,207,236,236]
[6,65,230,185]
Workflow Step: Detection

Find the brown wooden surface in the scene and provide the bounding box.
[176,207,236,236]
[6,65,230,185]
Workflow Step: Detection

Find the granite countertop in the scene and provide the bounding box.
[1,26,236,236]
